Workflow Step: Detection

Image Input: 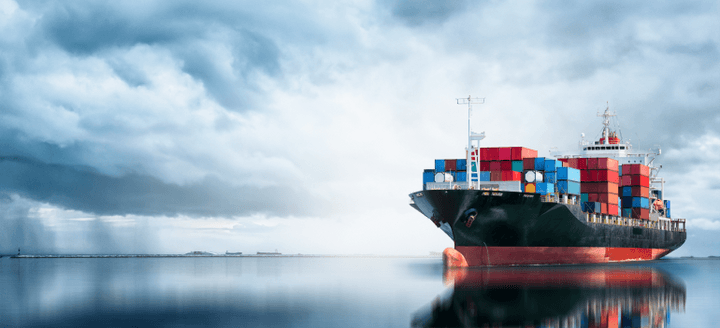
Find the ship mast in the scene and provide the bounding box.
[597,103,616,145]
[457,96,485,188]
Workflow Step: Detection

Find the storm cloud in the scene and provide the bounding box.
[0,0,718,255]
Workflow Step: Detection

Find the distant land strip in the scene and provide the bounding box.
[9,254,443,259]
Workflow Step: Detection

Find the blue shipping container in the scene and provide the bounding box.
[544,159,557,172]
[480,171,491,181]
[557,180,580,195]
[556,167,580,182]
[623,208,632,217]
[631,197,649,209]
[581,193,588,203]
[435,159,445,172]
[456,171,467,182]
[582,202,601,213]
[423,169,434,184]
[545,172,557,183]
[457,159,467,171]
[622,186,632,197]
[536,182,555,195]
[534,157,545,171]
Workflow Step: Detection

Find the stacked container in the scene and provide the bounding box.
[620,164,651,220]
[567,157,619,216]
[521,157,563,195]
[471,147,538,183]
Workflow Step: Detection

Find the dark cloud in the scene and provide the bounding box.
[387,0,471,26]
[0,194,56,254]
[0,155,323,218]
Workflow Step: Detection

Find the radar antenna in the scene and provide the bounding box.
[457,96,485,188]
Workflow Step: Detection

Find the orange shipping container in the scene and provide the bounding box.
[525,183,536,193]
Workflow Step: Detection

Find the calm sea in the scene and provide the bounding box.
[1,256,718,327]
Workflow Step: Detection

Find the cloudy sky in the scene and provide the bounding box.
[1,0,718,255]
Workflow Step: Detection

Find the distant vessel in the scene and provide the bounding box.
[225,251,243,255]
[257,249,281,255]
[410,98,686,266]
[185,251,215,256]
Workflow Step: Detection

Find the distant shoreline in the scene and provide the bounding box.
[6,254,443,259]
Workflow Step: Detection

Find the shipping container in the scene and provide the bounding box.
[523,157,535,170]
[456,171,467,182]
[534,157,545,171]
[490,171,502,181]
[511,160,523,172]
[596,157,619,171]
[445,159,457,171]
[545,172,557,183]
[601,203,608,215]
[501,170,522,181]
[582,202,601,213]
[581,183,595,194]
[480,161,490,171]
[544,159,558,172]
[631,186,650,198]
[525,183,536,193]
[622,208,632,217]
[557,180,580,194]
[480,148,488,159]
[423,169,435,185]
[631,208,650,220]
[567,158,578,168]
[581,193,588,203]
[624,164,650,177]
[587,157,599,170]
[556,167,581,182]
[457,159,467,171]
[598,193,619,205]
[511,147,538,160]
[536,182,555,195]
[480,171,491,181]
[628,175,650,187]
[588,193,599,202]
[487,147,499,161]
[523,171,544,183]
[499,147,512,161]
[576,158,588,170]
[609,204,619,216]
[489,161,502,171]
[435,159,445,172]
[594,182,619,194]
[500,161,513,171]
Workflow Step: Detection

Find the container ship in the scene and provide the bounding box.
[409,98,686,266]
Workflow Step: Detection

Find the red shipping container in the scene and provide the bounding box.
[601,203,608,215]
[630,175,650,187]
[490,161,502,171]
[500,161,513,171]
[487,148,499,161]
[621,175,632,186]
[588,158,599,169]
[501,171,522,181]
[632,208,650,220]
[567,158,578,168]
[581,182,595,193]
[480,161,490,171]
[631,186,650,198]
[499,147,512,161]
[622,164,631,176]
[523,158,535,170]
[608,204,619,216]
[581,170,592,182]
[510,147,538,160]
[577,158,588,170]
[480,148,488,159]
[596,157,619,171]
[599,193,619,205]
[490,171,502,181]
[594,170,619,183]
[445,159,456,171]
[595,182,619,194]
[626,164,650,177]
[588,193,599,202]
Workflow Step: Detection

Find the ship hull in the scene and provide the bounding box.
[410,189,685,266]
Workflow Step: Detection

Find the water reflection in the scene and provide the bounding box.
[413,266,686,328]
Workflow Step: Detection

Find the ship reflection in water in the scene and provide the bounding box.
[413,266,686,328]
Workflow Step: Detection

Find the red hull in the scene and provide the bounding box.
[456,246,672,266]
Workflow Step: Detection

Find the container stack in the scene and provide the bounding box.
[567,157,619,216]
[471,147,538,182]
[620,164,651,220]
[521,157,563,195]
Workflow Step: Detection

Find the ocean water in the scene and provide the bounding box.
[0,256,718,327]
